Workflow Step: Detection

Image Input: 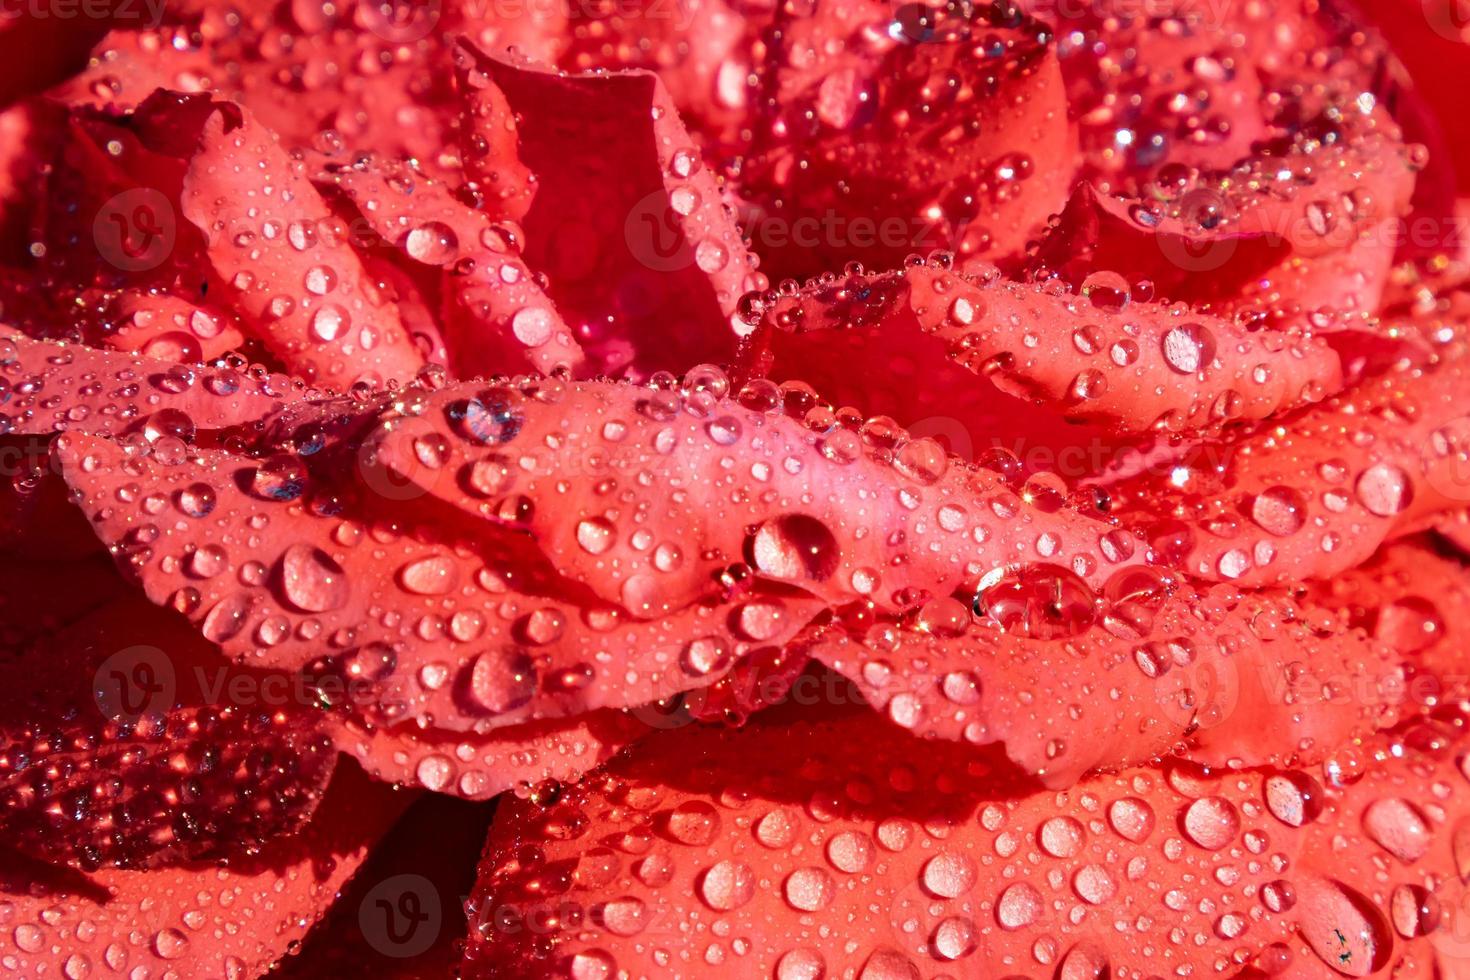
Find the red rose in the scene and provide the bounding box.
[0,0,1468,976]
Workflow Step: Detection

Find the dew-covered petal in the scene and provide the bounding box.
[54,424,821,733]
[369,377,1124,616]
[742,0,1073,278]
[175,93,424,387]
[463,706,1470,978]
[320,156,583,378]
[813,582,1398,786]
[335,710,647,801]
[1108,353,1470,586]
[458,42,760,378]
[0,332,299,437]
[0,596,336,870]
[0,760,404,978]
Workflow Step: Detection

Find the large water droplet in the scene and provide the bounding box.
[277,544,349,612]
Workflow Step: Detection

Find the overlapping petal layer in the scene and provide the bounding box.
[466,705,1470,979]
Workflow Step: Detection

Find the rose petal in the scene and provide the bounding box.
[369,376,1126,616]
[336,711,646,800]
[454,63,536,224]
[0,595,336,870]
[556,0,767,148]
[0,332,299,437]
[273,791,495,978]
[54,422,821,733]
[0,760,404,977]
[464,706,1470,978]
[319,156,583,378]
[173,92,425,386]
[1310,538,1470,706]
[749,262,1343,441]
[742,0,1073,277]
[813,581,1399,785]
[460,42,760,378]
[1108,352,1470,585]
[1031,116,1418,321]
[60,9,459,173]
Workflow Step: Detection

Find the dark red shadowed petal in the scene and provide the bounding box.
[53,422,822,739]
[368,375,1127,617]
[273,792,495,979]
[1353,0,1470,196]
[0,595,336,870]
[319,156,584,378]
[0,332,300,437]
[0,100,64,265]
[1107,352,1470,586]
[458,41,761,379]
[0,557,126,646]
[1019,0,1372,193]
[0,11,109,107]
[1030,114,1418,322]
[0,447,107,561]
[0,760,406,977]
[463,705,1470,978]
[337,710,646,800]
[742,0,1073,279]
[812,581,1399,786]
[170,92,425,386]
